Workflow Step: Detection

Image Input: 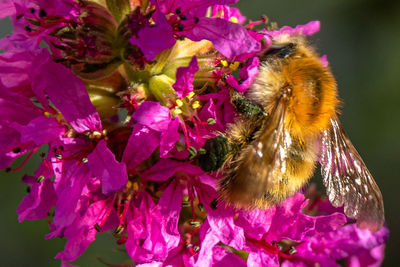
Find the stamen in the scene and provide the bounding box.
[198,203,205,211]
[39,9,47,18]
[176,99,184,107]
[182,201,191,207]
[191,101,200,109]
[189,221,201,227]
[8,147,39,172]
[220,60,229,67]
[230,16,239,24]
[207,118,216,125]
[289,246,297,255]
[36,176,45,183]
[178,23,185,31]
[186,92,195,99]
[193,17,199,23]
[12,147,21,153]
[175,7,182,14]
[94,223,101,232]
[210,198,218,210]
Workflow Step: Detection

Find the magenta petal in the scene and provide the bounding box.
[160,117,180,158]
[268,21,320,37]
[47,164,91,239]
[0,1,15,18]
[347,244,385,267]
[142,159,204,181]
[185,18,260,59]
[122,124,160,170]
[17,177,57,222]
[130,13,176,61]
[87,140,128,195]
[33,59,102,133]
[226,57,260,93]
[132,101,171,132]
[55,197,114,261]
[173,56,199,98]
[247,250,279,267]
[157,179,182,250]
[12,117,65,145]
[126,192,168,262]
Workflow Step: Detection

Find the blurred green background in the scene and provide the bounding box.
[1,0,400,266]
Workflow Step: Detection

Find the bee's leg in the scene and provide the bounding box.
[198,135,231,172]
[230,91,265,119]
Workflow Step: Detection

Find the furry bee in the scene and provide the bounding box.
[198,35,384,232]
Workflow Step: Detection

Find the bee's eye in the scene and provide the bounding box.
[264,43,297,59]
[278,43,296,58]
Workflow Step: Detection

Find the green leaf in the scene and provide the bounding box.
[106,0,131,23]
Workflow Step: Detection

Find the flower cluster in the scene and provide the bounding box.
[0,0,388,266]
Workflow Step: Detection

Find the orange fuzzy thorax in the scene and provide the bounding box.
[249,40,339,138]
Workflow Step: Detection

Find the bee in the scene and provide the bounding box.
[198,35,384,232]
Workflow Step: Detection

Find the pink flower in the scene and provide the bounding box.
[0,2,388,266]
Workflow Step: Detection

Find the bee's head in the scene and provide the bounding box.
[260,42,297,61]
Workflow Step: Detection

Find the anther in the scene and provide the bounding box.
[12,147,21,153]
[182,201,191,207]
[207,118,216,125]
[176,99,184,107]
[193,17,199,23]
[193,245,200,252]
[26,186,31,193]
[198,148,206,155]
[178,23,185,31]
[113,225,125,238]
[55,153,62,160]
[178,35,186,41]
[175,7,182,14]
[24,26,32,32]
[198,203,205,211]
[191,101,200,109]
[29,8,35,14]
[229,16,239,24]
[39,8,47,18]
[271,241,277,246]
[36,176,45,183]
[210,199,218,210]
[58,146,64,151]
[289,246,297,255]
[179,15,187,20]
[40,152,46,158]
[189,220,201,227]
[94,223,101,232]
[82,157,89,164]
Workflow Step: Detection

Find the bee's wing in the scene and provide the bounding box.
[319,116,384,232]
[219,99,291,207]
